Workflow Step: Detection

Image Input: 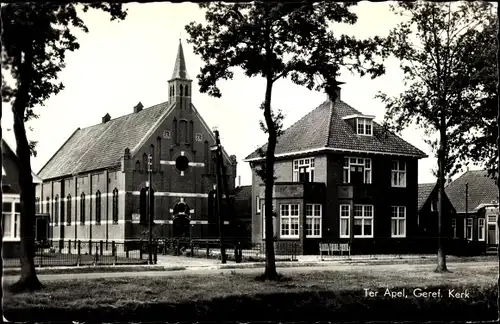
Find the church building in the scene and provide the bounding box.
[35,40,238,249]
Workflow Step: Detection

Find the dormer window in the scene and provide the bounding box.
[357,118,372,136]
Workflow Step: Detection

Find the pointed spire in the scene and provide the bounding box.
[171,39,190,80]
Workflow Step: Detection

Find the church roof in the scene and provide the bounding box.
[445,170,499,214]
[244,99,427,161]
[38,101,175,180]
[170,40,190,80]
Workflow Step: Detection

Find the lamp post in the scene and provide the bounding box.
[147,153,153,264]
[211,129,226,264]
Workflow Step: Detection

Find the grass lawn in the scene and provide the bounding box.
[3,264,497,322]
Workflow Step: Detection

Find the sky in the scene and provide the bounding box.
[1,1,484,186]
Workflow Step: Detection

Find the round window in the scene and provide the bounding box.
[177,202,186,214]
[176,155,189,172]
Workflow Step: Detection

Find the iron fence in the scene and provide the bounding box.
[3,239,158,268]
[157,237,299,262]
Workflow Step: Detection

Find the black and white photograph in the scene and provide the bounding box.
[1,1,499,322]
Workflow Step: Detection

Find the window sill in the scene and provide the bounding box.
[3,237,20,242]
[391,185,407,188]
[306,235,322,239]
[353,235,374,238]
[339,235,350,238]
[391,235,406,238]
[279,236,300,240]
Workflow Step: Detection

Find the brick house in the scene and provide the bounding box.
[445,170,498,254]
[35,40,237,250]
[244,86,428,255]
[416,183,456,253]
[2,139,42,257]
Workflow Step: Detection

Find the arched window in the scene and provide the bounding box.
[204,140,209,174]
[140,187,147,224]
[95,190,101,225]
[80,193,85,224]
[45,196,50,214]
[135,160,140,171]
[180,84,184,97]
[54,195,59,225]
[67,195,72,225]
[185,85,189,97]
[173,118,178,145]
[143,154,148,173]
[35,197,40,214]
[149,144,154,172]
[156,137,162,170]
[179,120,187,144]
[188,120,194,145]
[112,188,119,224]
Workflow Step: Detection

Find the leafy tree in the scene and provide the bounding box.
[377,2,495,273]
[186,2,388,280]
[1,3,127,292]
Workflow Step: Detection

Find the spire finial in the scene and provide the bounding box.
[170,34,190,80]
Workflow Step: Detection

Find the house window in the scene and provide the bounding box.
[357,118,372,136]
[2,201,20,239]
[306,204,322,238]
[451,218,457,238]
[80,193,85,224]
[54,195,59,226]
[391,160,406,187]
[430,198,437,212]
[353,205,373,238]
[343,157,372,184]
[391,206,406,238]
[66,195,72,225]
[293,158,315,182]
[280,204,299,238]
[340,205,350,238]
[95,191,101,225]
[112,188,119,224]
[464,218,473,240]
[256,196,261,213]
[478,218,485,241]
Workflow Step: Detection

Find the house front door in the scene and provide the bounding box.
[488,224,497,245]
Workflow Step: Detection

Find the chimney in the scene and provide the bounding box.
[102,113,111,124]
[134,102,144,113]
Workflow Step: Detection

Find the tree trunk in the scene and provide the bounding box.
[262,77,278,280]
[496,1,500,318]
[9,47,43,292]
[435,112,450,273]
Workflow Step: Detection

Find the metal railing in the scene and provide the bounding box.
[157,237,299,262]
[3,239,158,268]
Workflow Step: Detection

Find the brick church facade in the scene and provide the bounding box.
[35,40,237,247]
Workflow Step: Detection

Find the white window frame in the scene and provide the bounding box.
[464,218,473,240]
[306,204,322,238]
[353,205,374,238]
[339,204,350,238]
[256,196,261,213]
[391,206,406,238]
[343,157,372,184]
[356,118,373,136]
[451,218,457,238]
[478,218,485,241]
[391,160,407,188]
[280,204,300,239]
[2,195,21,241]
[262,203,266,239]
[293,157,315,182]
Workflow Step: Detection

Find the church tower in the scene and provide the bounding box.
[168,39,192,113]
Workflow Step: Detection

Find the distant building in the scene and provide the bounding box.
[244,86,428,255]
[445,170,498,253]
[2,139,42,257]
[35,40,238,250]
[417,183,456,239]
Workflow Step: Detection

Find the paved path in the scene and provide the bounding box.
[3,261,496,284]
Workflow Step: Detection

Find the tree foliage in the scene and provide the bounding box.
[378,1,496,273]
[186,1,388,279]
[1,3,127,292]
[378,1,496,178]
